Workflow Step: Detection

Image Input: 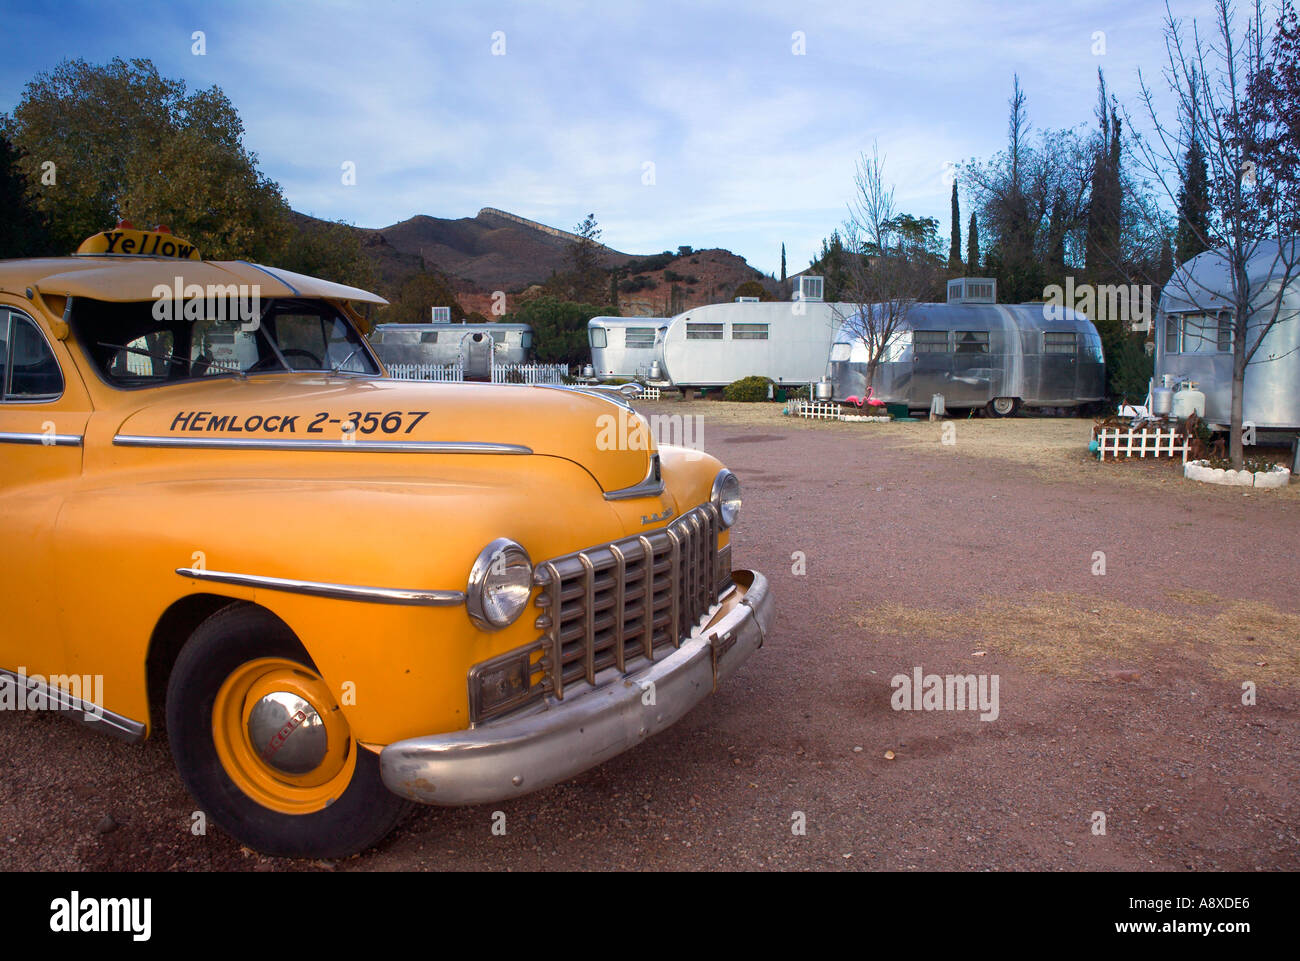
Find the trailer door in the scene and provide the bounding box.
[910,330,951,407]
[1040,331,1078,403]
[462,331,493,381]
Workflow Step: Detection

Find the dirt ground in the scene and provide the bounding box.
[2,399,1296,872]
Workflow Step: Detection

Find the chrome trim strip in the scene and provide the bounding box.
[579,553,597,686]
[535,382,640,410]
[116,435,531,455]
[0,668,145,743]
[0,432,82,447]
[637,536,656,661]
[608,542,627,673]
[175,567,466,606]
[604,453,665,501]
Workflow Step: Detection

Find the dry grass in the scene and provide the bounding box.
[858,591,1300,686]
[638,397,1297,497]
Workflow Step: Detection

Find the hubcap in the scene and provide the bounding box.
[247,691,328,775]
[993,398,1014,415]
[211,657,356,815]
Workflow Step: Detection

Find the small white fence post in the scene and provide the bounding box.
[1095,425,1189,462]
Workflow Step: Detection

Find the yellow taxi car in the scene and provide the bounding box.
[0,223,771,858]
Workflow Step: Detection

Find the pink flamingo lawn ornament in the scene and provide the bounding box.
[844,386,886,408]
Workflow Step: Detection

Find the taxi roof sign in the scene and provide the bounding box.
[76,223,201,260]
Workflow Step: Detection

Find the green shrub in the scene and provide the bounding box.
[723,375,774,402]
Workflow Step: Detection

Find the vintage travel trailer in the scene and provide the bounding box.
[657,278,848,388]
[587,316,669,380]
[370,322,533,380]
[829,280,1106,415]
[1155,240,1300,431]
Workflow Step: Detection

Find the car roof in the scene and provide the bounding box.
[0,256,388,305]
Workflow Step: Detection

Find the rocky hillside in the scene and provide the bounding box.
[312,208,779,317]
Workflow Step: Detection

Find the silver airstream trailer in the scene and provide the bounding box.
[587,316,669,380]
[370,322,533,381]
[1155,240,1300,431]
[829,284,1105,415]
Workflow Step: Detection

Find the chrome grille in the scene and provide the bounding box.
[469,505,734,724]
[535,504,728,700]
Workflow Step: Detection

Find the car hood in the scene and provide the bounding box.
[110,375,656,495]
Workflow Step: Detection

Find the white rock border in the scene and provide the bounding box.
[1184,459,1291,488]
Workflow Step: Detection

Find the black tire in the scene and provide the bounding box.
[985,397,1020,418]
[165,603,410,858]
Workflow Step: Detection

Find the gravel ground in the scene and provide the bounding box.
[2,401,1296,872]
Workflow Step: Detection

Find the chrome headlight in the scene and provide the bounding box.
[711,469,742,528]
[467,538,533,631]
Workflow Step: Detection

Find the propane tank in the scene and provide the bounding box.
[1172,381,1205,420]
[1151,386,1173,417]
[581,364,594,378]
[649,360,662,381]
[814,379,833,401]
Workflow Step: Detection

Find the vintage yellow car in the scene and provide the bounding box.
[0,224,771,858]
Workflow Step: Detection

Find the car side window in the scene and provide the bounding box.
[2,310,64,402]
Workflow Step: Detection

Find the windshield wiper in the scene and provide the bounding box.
[98,342,248,380]
[327,345,371,376]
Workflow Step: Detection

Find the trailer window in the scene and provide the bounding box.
[626,328,656,348]
[1044,331,1076,353]
[913,330,949,353]
[384,329,420,346]
[589,328,608,348]
[1171,312,1231,354]
[732,323,769,340]
[686,323,724,340]
[420,331,439,344]
[883,330,913,363]
[1082,331,1104,362]
[954,331,989,354]
[520,332,532,349]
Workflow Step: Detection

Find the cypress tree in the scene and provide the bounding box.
[948,181,962,271]
[1175,141,1211,263]
[966,213,979,273]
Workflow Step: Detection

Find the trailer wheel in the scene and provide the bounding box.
[986,397,1020,417]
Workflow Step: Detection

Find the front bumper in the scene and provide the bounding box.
[379,569,772,805]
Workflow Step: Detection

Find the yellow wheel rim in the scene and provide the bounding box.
[212,657,356,815]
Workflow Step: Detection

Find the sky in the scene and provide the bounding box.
[0,0,1221,275]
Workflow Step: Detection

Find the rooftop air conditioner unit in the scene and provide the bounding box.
[431,306,452,322]
[794,275,824,302]
[946,278,997,304]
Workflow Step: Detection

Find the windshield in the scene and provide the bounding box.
[71,297,380,387]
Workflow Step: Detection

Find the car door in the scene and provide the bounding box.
[0,304,92,676]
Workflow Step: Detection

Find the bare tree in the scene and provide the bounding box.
[1129,0,1300,468]
[834,143,942,391]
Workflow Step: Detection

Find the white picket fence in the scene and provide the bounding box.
[385,362,567,385]
[491,363,568,384]
[790,399,844,420]
[1095,426,1189,462]
[386,363,464,382]
[636,386,661,401]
